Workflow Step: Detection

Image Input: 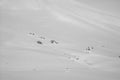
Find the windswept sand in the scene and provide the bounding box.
[0,0,120,80]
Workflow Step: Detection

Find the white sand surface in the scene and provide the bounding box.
[0,0,120,80]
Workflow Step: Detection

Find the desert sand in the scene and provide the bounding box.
[0,0,120,80]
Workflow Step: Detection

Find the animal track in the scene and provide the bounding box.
[28,32,59,46]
